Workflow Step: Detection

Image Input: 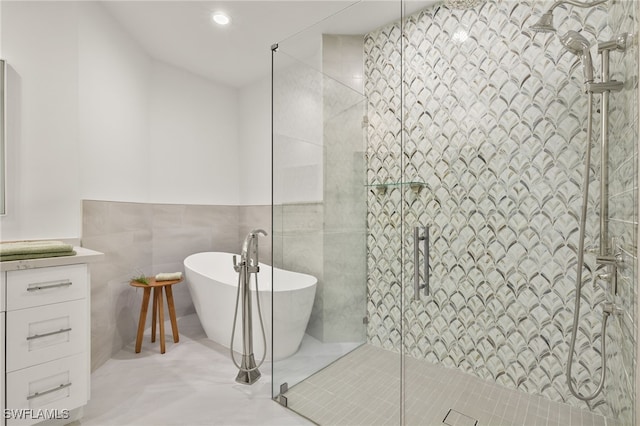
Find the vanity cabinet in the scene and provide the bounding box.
[1,273,5,426]
[0,248,102,426]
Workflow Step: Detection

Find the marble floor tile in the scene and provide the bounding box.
[77,314,310,426]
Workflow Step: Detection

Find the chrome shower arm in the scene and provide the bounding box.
[530,0,608,33]
[546,0,607,12]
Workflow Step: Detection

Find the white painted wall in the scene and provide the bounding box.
[79,1,151,203]
[148,60,240,205]
[80,3,241,206]
[239,76,271,205]
[0,1,81,241]
[1,1,246,242]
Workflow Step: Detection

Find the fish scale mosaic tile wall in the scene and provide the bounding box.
[364,0,636,419]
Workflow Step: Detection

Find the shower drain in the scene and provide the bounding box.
[443,409,478,426]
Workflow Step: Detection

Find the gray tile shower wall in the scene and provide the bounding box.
[273,202,325,340]
[322,35,368,343]
[82,200,271,371]
[273,35,368,344]
[365,0,636,419]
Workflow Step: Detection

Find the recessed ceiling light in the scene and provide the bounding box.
[212,12,230,26]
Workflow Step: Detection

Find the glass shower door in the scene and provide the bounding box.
[271,2,407,424]
[271,28,371,422]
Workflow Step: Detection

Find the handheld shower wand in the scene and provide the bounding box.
[559,30,594,83]
[529,0,628,403]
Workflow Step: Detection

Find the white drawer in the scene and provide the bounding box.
[6,299,87,372]
[7,264,87,310]
[6,353,87,426]
[1,313,5,420]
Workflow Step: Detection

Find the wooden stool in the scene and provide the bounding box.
[130,277,182,354]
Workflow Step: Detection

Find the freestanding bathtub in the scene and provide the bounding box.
[183,252,317,361]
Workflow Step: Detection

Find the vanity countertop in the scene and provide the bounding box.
[0,246,104,271]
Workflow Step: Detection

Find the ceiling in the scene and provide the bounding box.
[101,0,438,88]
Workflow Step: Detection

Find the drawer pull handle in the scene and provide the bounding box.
[26,382,72,401]
[26,328,72,341]
[26,281,73,292]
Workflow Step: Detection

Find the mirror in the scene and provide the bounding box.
[0,59,5,215]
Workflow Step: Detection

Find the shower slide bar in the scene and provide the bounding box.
[413,226,430,300]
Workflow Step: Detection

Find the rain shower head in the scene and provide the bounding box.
[560,30,594,83]
[530,11,556,33]
[529,0,608,33]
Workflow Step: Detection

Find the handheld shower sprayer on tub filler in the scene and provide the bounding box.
[230,229,268,385]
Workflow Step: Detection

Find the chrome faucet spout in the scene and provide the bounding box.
[252,229,268,236]
[241,229,268,264]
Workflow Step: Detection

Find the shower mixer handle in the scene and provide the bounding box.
[603,302,623,316]
[596,252,623,267]
[596,252,623,294]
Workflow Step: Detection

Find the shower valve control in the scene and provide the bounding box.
[596,252,624,295]
[596,252,624,267]
[603,302,623,317]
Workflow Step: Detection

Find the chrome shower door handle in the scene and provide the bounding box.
[424,226,429,297]
[413,226,430,300]
[413,226,420,300]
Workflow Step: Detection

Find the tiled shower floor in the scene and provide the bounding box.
[283,344,610,426]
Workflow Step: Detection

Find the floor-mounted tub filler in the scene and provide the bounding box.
[183,245,317,380]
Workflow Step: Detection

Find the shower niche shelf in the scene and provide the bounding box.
[366,181,427,195]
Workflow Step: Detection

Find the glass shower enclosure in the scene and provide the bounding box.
[271,2,371,397]
[272,1,638,425]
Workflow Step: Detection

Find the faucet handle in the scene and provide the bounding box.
[584,246,600,254]
[596,252,624,267]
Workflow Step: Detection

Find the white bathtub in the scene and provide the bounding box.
[183,252,317,361]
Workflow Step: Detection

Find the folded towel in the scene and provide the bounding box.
[0,250,77,262]
[155,272,183,281]
[0,240,74,256]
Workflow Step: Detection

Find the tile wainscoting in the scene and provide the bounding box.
[82,200,271,371]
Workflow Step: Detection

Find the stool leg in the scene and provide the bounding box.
[157,286,166,354]
[135,288,151,353]
[165,285,179,343]
[151,287,158,343]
